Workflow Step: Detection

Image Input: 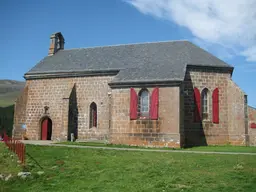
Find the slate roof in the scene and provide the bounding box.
[25,40,233,83]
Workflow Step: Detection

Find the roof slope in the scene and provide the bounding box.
[26,41,233,82]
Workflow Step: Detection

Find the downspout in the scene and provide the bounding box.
[179,82,185,148]
[244,95,249,146]
[108,91,112,142]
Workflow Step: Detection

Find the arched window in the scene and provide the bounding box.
[89,102,97,128]
[138,89,149,117]
[201,88,209,120]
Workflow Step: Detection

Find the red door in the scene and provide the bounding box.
[41,119,48,140]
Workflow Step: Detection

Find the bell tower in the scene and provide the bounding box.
[48,32,65,56]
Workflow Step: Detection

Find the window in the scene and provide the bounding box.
[130,87,159,120]
[89,102,97,128]
[201,88,209,120]
[138,89,150,117]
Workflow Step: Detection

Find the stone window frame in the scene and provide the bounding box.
[138,88,150,119]
[89,102,97,128]
[201,88,210,121]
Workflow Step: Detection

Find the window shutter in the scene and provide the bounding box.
[130,88,138,120]
[250,123,256,128]
[150,87,159,120]
[194,87,201,122]
[212,88,219,124]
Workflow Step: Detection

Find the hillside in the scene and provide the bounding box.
[0,80,25,107]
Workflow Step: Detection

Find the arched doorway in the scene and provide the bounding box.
[41,117,52,140]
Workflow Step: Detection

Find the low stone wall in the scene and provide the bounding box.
[110,120,180,148]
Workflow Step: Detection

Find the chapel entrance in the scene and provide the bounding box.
[41,117,52,140]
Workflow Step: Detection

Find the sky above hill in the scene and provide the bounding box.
[1,0,256,106]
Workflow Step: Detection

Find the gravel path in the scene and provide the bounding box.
[21,140,256,156]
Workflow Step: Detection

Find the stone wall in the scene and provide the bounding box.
[13,69,252,147]
[110,87,181,148]
[248,106,256,145]
[183,68,231,146]
[14,76,113,141]
[227,80,246,145]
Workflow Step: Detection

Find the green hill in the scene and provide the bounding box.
[0,80,25,136]
[0,80,25,107]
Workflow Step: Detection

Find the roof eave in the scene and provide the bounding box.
[186,64,234,74]
[248,105,256,110]
[108,80,182,88]
[24,70,119,80]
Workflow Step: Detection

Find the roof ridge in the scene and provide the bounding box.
[62,39,190,51]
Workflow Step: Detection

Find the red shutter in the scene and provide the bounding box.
[150,87,159,120]
[250,123,256,128]
[194,87,201,122]
[212,88,219,124]
[130,88,138,120]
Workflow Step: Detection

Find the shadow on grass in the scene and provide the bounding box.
[24,152,44,171]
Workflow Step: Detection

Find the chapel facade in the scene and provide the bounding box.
[13,32,256,147]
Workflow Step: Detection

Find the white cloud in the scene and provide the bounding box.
[126,0,256,61]
[192,38,235,60]
[241,46,256,62]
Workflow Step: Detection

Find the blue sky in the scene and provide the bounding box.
[1,0,255,107]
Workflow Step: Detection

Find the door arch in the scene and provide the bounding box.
[41,117,52,140]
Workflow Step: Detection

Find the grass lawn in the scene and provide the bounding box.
[55,141,256,153]
[0,143,22,175]
[1,143,256,192]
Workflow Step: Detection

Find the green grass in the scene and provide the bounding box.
[0,143,22,175]
[184,145,256,153]
[1,143,256,192]
[55,141,256,153]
